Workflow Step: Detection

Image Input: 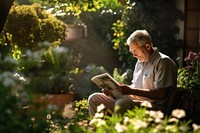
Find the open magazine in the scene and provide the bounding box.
[91,73,122,99]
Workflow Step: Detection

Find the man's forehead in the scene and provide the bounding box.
[129,42,140,49]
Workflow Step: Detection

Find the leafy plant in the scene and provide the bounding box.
[20,45,81,94]
[4,3,66,51]
[111,0,184,71]
[72,64,107,100]
[177,51,200,91]
[113,68,133,84]
[74,99,89,119]
[89,103,200,133]
[0,54,50,133]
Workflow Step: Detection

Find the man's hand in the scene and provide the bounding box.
[118,83,168,100]
[118,83,133,95]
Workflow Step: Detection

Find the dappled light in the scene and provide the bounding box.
[0,0,200,132]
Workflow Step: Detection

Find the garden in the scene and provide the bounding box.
[0,0,200,132]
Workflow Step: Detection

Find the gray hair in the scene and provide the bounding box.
[126,30,152,47]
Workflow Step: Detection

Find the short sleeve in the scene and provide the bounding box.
[154,58,177,89]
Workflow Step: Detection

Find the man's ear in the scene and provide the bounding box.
[145,43,151,50]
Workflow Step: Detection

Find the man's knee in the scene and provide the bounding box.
[88,93,102,104]
[114,99,141,115]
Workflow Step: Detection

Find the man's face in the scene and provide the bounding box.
[129,42,150,62]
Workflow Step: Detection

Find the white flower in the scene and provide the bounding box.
[89,118,106,127]
[47,114,51,119]
[123,116,130,124]
[169,117,179,123]
[115,122,127,133]
[148,110,164,119]
[147,117,154,122]
[147,110,156,117]
[192,123,200,131]
[141,101,152,108]
[132,119,147,129]
[89,118,98,125]
[19,76,26,81]
[155,111,164,119]
[165,125,177,132]
[62,104,75,119]
[171,109,186,119]
[31,117,35,121]
[94,112,104,118]
[97,104,105,112]
[153,125,162,132]
[96,119,106,127]
[13,73,20,77]
[154,117,163,123]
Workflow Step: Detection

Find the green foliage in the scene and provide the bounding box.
[42,0,104,17]
[21,45,80,75]
[113,68,133,84]
[70,64,132,100]
[5,3,66,51]
[113,68,125,83]
[0,54,49,132]
[89,104,196,133]
[23,98,200,133]
[111,0,183,71]
[76,7,124,73]
[41,0,121,17]
[72,64,107,100]
[1,1,199,132]
[0,32,12,58]
[100,0,122,9]
[74,99,89,119]
[38,0,125,73]
[19,45,81,94]
[31,0,183,73]
[177,51,200,91]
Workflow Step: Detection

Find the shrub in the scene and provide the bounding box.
[5,3,66,51]
[0,54,49,132]
[177,51,200,91]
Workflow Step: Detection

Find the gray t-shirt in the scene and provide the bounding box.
[129,48,177,102]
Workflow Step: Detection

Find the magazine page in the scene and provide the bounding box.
[91,73,122,99]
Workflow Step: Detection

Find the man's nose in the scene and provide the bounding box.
[131,52,137,57]
[131,51,137,56]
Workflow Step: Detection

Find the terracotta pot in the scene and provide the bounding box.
[31,93,74,112]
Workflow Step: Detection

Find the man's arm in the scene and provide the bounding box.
[119,84,167,100]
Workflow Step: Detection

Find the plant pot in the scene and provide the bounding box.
[41,93,74,109]
[65,25,87,41]
[31,93,74,112]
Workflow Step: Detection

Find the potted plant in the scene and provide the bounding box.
[21,46,80,110]
[177,51,200,122]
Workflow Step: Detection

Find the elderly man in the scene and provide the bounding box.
[88,30,177,116]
